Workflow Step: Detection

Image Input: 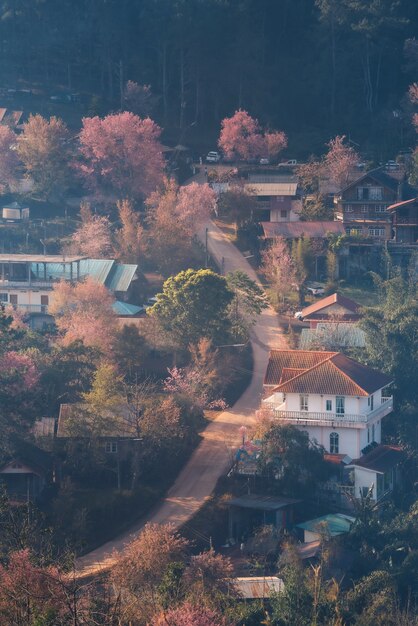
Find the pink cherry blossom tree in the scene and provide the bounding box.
[218,110,288,161]
[49,277,117,353]
[265,130,288,160]
[409,83,418,131]
[77,111,164,201]
[0,351,39,391]
[68,202,113,258]
[261,236,298,306]
[324,134,359,188]
[0,126,19,191]
[154,603,225,626]
[176,182,217,235]
[218,109,264,160]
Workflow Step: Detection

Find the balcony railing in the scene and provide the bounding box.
[261,397,393,427]
[0,279,54,288]
[8,304,50,314]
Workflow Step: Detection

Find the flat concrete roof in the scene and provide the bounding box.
[0,254,86,263]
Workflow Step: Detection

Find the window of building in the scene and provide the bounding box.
[9,294,17,305]
[41,295,49,305]
[0,293,8,302]
[372,423,375,442]
[375,204,387,213]
[367,427,370,443]
[368,228,385,237]
[370,187,383,200]
[280,209,288,218]
[368,395,374,411]
[361,205,368,213]
[357,187,369,200]
[326,400,332,411]
[345,204,353,212]
[104,441,118,454]
[336,396,345,415]
[346,227,363,236]
[330,432,339,454]
[300,395,309,411]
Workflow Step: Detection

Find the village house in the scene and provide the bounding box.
[262,350,393,460]
[244,173,302,222]
[387,197,418,244]
[333,168,407,240]
[296,293,362,328]
[0,253,139,326]
[346,444,404,502]
[0,439,52,502]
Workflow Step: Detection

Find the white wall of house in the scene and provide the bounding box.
[270,206,301,222]
[285,393,361,415]
[303,425,361,458]
[0,288,51,310]
[352,466,378,500]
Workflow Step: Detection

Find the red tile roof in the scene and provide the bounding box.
[349,445,404,473]
[300,293,361,321]
[261,221,345,239]
[264,350,393,396]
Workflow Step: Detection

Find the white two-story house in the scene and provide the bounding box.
[262,350,393,460]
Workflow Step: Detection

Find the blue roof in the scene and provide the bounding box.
[296,514,355,536]
[106,264,137,292]
[112,301,143,316]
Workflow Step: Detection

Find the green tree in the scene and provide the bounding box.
[17,114,71,200]
[149,269,234,347]
[360,275,418,405]
[225,270,268,340]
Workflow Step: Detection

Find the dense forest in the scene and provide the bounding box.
[0,0,417,157]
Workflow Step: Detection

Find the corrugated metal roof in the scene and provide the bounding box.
[106,264,137,292]
[228,494,300,510]
[245,182,298,196]
[248,173,297,183]
[112,301,143,316]
[262,221,345,239]
[234,577,284,599]
[79,259,115,285]
[296,514,355,536]
[299,326,366,349]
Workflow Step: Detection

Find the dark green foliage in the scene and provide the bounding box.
[150,269,234,347]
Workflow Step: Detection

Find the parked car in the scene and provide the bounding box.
[260,157,270,165]
[206,151,221,163]
[385,160,399,170]
[294,311,304,320]
[306,283,325,296]
[279,159,297,167]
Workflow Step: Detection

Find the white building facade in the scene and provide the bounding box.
[262,350,393,460]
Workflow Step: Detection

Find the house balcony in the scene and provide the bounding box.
[260,396,393,428]
[17,304,50,314]
[0,278,54,289]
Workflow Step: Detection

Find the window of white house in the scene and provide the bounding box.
[300,395,309,411]
[368,395,374,411]
[326,400,332,411]
[367,427,370,443]
[280,209,288,218]
[9,294,18,305]
[330,432,339,454]
[105,441,118,453]
[372,423,375,442]
[0,293,8,302]
[336,396,345,415]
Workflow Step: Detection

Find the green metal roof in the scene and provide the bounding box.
[78,259,115,284]
[106,263,137,292]
[296,514,355,536]
[112,301,143,316]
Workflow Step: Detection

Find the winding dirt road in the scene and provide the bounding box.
[75,220,287,578]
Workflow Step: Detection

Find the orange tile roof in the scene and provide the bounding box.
[387,197,417,212]
[300,293,361,320]
[264,350,392,396]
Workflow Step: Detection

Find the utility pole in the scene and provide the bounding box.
[205,227,209,267]
[119,59,124,111]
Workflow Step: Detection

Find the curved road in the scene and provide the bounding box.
[75,220,287,578]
